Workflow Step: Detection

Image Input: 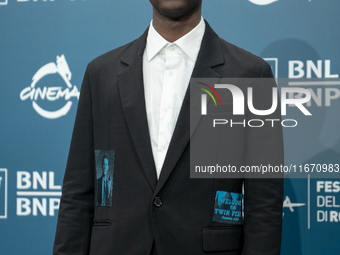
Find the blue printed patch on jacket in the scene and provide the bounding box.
[95,150,115,207]
[213,190,243,225]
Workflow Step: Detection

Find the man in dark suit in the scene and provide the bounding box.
[97,154,112,207]
[53,0,284,254]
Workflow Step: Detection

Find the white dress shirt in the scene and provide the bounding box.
[143,17,205,179]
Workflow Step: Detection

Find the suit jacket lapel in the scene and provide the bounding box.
[117,22,226,194]
[154,21,225,195]
[117,29,158,191]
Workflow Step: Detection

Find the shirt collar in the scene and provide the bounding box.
[146,16,205,62]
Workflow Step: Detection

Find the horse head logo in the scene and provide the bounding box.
[31,54,73,89]
[57,54,72,82]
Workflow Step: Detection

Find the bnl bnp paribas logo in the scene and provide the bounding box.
[17,171,61,217]
[20,55,79,119]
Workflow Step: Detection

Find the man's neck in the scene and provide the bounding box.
[152,6,202,43]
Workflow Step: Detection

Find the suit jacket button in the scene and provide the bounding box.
[153,197,163,208]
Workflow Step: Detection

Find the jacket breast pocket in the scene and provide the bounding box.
[202,226,243,252]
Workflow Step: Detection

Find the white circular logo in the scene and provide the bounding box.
[248,0,278,5]
[20,55,79,119]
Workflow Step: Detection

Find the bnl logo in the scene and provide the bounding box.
[0,169,8,219]
[0,0,8,6]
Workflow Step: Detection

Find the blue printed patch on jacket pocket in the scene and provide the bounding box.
[213,190,243,225]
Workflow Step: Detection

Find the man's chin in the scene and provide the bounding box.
[152,0,201,20]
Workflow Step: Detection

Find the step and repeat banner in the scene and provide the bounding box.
[1,0,339,254]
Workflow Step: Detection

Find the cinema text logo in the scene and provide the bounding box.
[20,55,79,119]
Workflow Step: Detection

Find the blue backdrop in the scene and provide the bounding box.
[1,0,339,254]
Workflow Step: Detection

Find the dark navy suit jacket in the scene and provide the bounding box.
[53,21,284,255]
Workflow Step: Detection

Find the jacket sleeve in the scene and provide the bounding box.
[53,65,95,255]
[242,63,284,255]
